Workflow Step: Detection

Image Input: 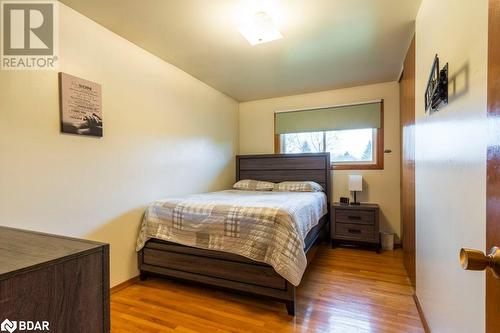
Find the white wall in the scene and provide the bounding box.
[415,1,488,332]
[239,82,402,239]
[0,4,238,287]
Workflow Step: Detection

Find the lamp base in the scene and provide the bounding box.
[350,191,360,205]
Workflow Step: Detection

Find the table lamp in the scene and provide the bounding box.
[348,175,363,205]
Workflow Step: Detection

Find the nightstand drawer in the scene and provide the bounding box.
[335,223,375,241]
[335,209,375,225]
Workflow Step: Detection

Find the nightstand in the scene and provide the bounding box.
[331,203,381,253]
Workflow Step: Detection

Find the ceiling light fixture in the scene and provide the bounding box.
[238,11,283,46]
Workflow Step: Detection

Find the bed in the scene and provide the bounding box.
[137,153,331,315]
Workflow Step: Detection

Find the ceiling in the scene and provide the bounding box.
[60,0,421,102]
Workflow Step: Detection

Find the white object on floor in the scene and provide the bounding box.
[381,232,394,251]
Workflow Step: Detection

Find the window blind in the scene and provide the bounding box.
[275,101,382,134]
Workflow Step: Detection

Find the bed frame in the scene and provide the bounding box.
[138,153,331,315]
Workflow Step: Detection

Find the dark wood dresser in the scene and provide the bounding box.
[331,203,381,252]
[0,226,109,333]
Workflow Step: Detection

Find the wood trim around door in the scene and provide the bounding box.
[400,36,416,288]
[486,1,500,332]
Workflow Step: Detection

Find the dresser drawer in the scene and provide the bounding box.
[335,209,375,225]
[335,223,376,241]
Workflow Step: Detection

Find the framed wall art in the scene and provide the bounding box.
[59,72,102,137]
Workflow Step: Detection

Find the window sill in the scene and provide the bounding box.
[332,162,383,170]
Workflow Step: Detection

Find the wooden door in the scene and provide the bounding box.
[400,36,416,287]
[486,0,500,331]
[462,2,500,331]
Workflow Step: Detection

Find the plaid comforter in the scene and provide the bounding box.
[136,190,327,286]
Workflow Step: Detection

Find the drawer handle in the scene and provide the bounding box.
[348,229,362,234]
[348,216,362,220]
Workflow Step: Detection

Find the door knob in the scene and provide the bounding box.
[460,247,500,278]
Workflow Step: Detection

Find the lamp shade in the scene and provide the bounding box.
[348,175,363,192]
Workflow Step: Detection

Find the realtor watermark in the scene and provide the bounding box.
[1,319,49,332]
[1,0,58,70]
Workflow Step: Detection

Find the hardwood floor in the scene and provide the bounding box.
[111,245,424,333]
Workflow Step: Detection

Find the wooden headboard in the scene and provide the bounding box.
[236,153,331,204]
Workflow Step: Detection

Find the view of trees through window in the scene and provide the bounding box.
[281,128,375,163]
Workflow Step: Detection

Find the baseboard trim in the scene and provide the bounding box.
[110,275,139,294]
[413,293,431,333]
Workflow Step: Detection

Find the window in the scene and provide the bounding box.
[275,101,384,170]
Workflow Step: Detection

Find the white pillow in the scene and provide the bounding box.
[233,179,275,191]
[274,181,324,192]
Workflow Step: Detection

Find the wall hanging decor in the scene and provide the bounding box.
[59,72,102,137]
[425,54,448,113]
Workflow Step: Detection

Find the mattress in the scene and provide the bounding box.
[136,190,327,285]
